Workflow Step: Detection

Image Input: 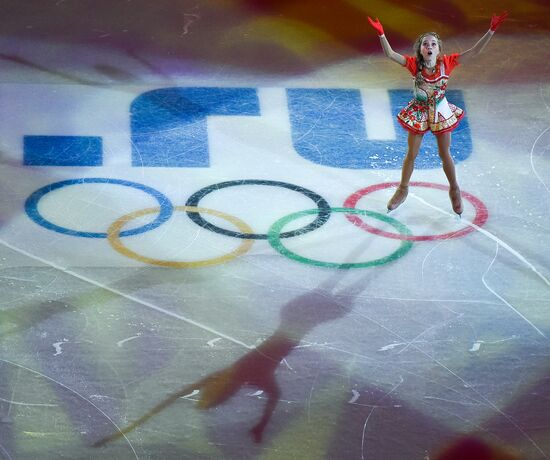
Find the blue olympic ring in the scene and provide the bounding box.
[24,178,173,238]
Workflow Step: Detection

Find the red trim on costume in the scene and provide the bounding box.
[433,111,465,135]
[421,72,446,83]
[396,110,464,135]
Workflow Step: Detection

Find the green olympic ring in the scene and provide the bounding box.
[267,207,413,269]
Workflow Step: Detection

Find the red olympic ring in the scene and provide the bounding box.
[343,181,489,241]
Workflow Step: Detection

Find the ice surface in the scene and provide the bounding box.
[1,2,549,459]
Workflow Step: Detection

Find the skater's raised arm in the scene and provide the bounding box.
[368,17,406,66]
[460,11,508,63]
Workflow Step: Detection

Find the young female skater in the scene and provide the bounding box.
[368,12,508,215]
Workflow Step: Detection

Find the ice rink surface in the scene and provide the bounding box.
[0,1,549,459]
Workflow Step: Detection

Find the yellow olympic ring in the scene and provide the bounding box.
[107,206,254,268]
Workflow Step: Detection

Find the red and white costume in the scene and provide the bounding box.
[397,53,464,135]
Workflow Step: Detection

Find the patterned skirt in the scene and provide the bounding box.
[397,97,464,135]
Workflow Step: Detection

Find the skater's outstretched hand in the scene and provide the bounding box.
[490,11,508,31]
[368,17,385,36]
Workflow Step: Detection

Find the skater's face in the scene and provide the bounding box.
[420,35,440,62]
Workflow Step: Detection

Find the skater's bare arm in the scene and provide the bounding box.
[460,12,508,63]
[459,30,494,62]
[379,35,406,65]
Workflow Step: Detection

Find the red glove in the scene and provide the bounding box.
[490,11,508,31]
[368,17,385,36]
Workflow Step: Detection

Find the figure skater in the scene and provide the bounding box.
[368,12,508,215]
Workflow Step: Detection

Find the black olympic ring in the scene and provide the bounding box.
[184,179,332,240]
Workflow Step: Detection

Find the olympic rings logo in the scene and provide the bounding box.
[24,178,489,269]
